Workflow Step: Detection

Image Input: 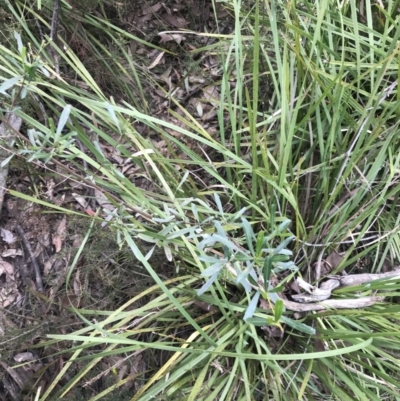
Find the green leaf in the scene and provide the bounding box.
[271,254,290,263]
[273,235,295,253]
[55,104,72,140]
[214,193,224,215]
[0,154,14,168]
[280,316,316,335]
[0,76,22,94]
[244,291,260,321]
[277,219,291,233]
[13,31,23,54]
[241,217,255,254]
[267,285,284,293]
[201,262,224,277]
[274,299,284,322]
[197,272,219,296]
[263,256,273,285]
[255,230,265,256]
[105,102,120,132]
[270,205,276,227]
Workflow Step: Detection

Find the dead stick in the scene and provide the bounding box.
[16,225,44,293]
[279,296,385,312]
[339,268,400,287]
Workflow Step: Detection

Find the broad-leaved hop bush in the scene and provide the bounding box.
[196,198,298,321]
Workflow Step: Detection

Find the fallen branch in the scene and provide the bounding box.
[338,268,400,287]
[282,267,400,311]
[280,296,385,312]
[16,225,44,293]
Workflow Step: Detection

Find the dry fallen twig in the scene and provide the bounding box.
[283,267,400,311]
[16,225,44,293]
[279,296,386,312]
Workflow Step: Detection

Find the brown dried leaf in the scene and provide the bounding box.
[318,250,344,276]
[188,76,205,84]
[158,32,185,44]
[0,283,20,307]
[1,248,23,258]
[52,236,63,253]
[46,178,56,201]
[203,86,220,103]
[0,260,14,276]
[53,216,67,253]
[0,361,25,389]
[196,102,204,117]
[55,216,67,237]
[159,66,173,83]
[1,228,15,244]
[95,189,115,212]
[153,140,166,149]
[14,352,35,363]
[161,13,188,28]
[148,51,165,70]
[141,3,163,15]
[262,325,284,338]
[48,257,69,297]
[202,109,217,121]
[72,193,89,209]
[73,271,82,297]
[59,293,80,308]
[44,254,56,275]
[314,335,326,352]
[325,250,344,271]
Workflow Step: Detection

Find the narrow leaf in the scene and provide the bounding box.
[214,193,224,215]
[274,235,295,253]
[241,217,255,254]
[201,262,224,277]
[56,104,72,138]
[164,245,172,261]
[144,246,155,261]
[1,154,14,168]
[280,316,316,335]
[263,256,273,286]
[0,76,22,94]
[277,219,291,233]
[105,102,120,132]
[197,272,219,295]
[274,299,284,322]
[275,261,298,271]
[214,220,226,238]
[232,207,249,221]
[244,291,260,321]
[14,31,23,53]
[255,231,265,256]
